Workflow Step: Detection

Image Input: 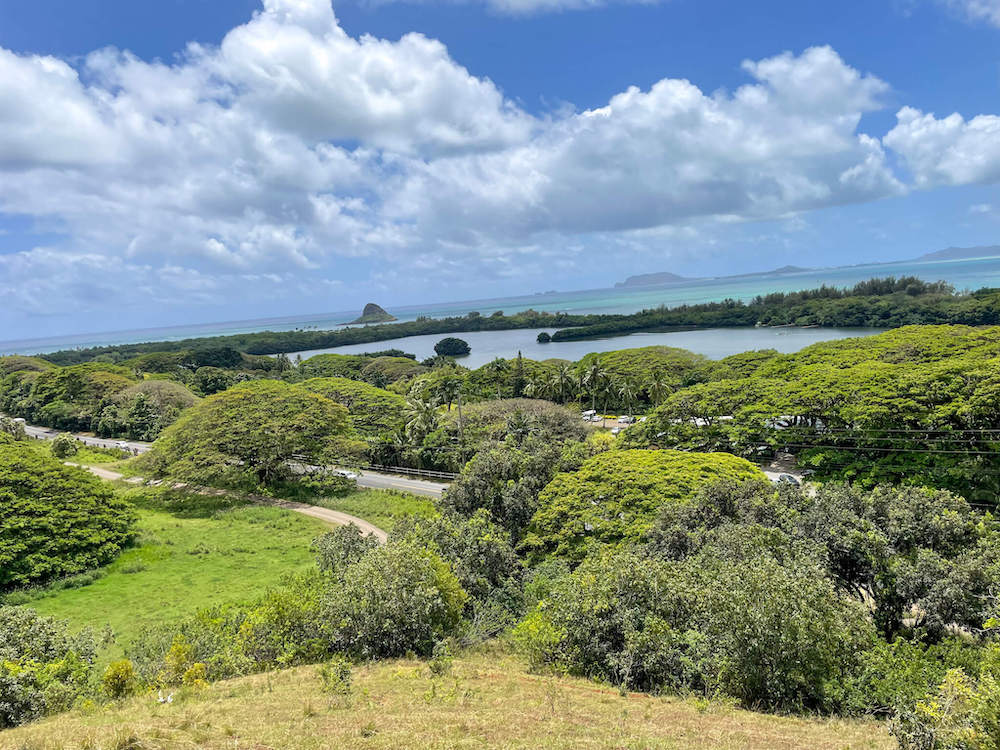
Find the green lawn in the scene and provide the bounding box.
[25,493,329,646]
[19,485,437,648]
[315,488,438,531]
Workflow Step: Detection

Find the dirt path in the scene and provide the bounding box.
[67,463,388,543]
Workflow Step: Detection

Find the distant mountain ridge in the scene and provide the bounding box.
[916,246,1000,262]
[615,265,814,289]
[615,271,692,288]
[614,246,999,289]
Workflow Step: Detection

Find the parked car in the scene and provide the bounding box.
[115,440,129,450]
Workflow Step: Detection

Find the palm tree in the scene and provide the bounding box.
[435,371,462,411]
[647,370,671,406]
[551,363,575,403]
[485,357,510,399]
[618,378,639,414]
[583,360,608,412]
[404,396,437,443]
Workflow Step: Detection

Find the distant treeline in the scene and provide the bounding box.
[551,277,1000,340]
[37,277,1000,365]
[40,310,600,365]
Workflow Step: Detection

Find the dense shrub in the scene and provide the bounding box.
[893,648,1000,750]
[645,479,999,641]
[0,607,98,728]
[0,415,26,440]
[513,548,873,712]
[523,449,764,562]
[130,537,468,682]
[322,541,467,659]
[0,438,136,591]
[50,433,79,458]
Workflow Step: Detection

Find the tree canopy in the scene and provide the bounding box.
[138,380,361,489]
[0,436,136,591]
[299,377,406,437]
[523,449,764,561]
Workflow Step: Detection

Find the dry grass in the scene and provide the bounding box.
[2,652,895,750]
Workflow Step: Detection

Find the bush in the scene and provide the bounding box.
[513,548,873,712]
[50,433,79,458]
[312,524,381,578]
[0,607,98,728]
[323,541,467,659]
[893,658,1000,750]
[318,655,353,697]
[102,660,139,700]
[434,337,471,357]
[0,416,26,440]
[0,441,136,591]
[130,541,469,683]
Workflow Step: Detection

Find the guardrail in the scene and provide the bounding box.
[362,464,458,481]
[289,455,458,481]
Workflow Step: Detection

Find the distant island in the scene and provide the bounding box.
[614,245,1000,289]
[615,265,813,289]
[915,245,1000,262]
[615,271,691,288]
[345,303,397,325]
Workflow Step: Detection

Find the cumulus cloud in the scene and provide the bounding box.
[884,106,1000,187]
[388,47,902,239]
[2,0,1000,336]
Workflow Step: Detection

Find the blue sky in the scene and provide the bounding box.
[1,0,999,339]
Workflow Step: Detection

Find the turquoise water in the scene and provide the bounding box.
[289,326,883,367]
[4,254,1000,356]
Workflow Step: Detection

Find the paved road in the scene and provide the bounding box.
[17,419,448,498]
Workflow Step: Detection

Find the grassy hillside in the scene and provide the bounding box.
[1,652,893,750]
[18,497,328,646]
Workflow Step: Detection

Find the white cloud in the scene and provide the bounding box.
[387,47,902,239]
[884,106,1000,187]
[2,0,1000,336]
[941,0,1000,26]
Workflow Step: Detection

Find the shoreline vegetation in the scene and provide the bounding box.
[36,276,1000,365]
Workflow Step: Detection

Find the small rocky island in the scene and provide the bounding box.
[346,302,397,325]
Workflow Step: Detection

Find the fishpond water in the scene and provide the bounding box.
[287,326,882,368]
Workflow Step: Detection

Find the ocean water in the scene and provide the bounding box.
[4,254,1000,357]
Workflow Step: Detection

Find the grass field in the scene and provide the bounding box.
[314,488,437,531]
[0,651,895,750]
[20,491,329,646]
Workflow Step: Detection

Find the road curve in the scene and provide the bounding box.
[15,418,448,499]
[65,462,388,543]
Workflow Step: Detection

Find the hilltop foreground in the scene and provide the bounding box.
[2,653,891,750]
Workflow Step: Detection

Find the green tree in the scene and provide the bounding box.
[50,433,79,458]
[434,337,471,357]
[137,380,360,489]
[485,358,510,399]
[0,437,136,590]
[524,449,764,562]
